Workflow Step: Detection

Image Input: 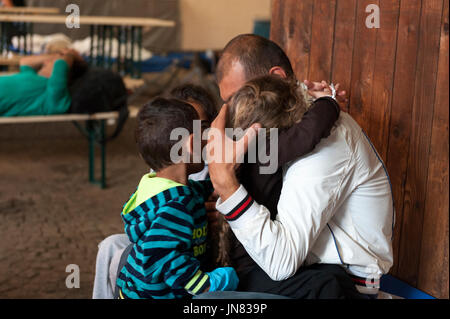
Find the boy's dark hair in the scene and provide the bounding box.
[216,34,295,83]
[169,84,218,122]
[135,97,199,171]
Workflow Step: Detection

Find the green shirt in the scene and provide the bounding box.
[0,59,72,116]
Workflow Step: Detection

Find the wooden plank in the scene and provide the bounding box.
[270,0,315,82]
[330,0,358,112]
[0,106,139,124]
[417,0,449,299]
[365,0,400,161]
[0,7,59,14]
[0,112,119,124]
[269,0,286,46]
[0,56,21,66]
[348,0,379,132]
[308,0,336,83]
[396,0,444,288]
[123,76,145,91]
[0,14,175,27]
[385,0,422,277]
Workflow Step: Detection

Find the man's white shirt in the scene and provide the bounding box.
[216,112,394,293]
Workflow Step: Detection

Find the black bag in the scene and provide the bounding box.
[68,67,129,142]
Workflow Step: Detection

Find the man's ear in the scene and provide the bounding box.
[269,66,288,79]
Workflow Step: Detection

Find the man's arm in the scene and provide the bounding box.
[207,104,351,281]
[216,145,352,281]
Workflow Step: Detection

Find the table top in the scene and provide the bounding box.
[0,55,21,66]
[0,14,176,27]
[0,7,59,14]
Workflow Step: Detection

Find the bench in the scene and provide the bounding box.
[0,106,140,189]
[0,54,19,70]
[380,275,435,299]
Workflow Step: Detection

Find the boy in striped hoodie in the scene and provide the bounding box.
[116,97,238,299]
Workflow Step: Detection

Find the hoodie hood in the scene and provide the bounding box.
[120,173,190,243]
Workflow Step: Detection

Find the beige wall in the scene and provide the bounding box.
[180,0,271,51]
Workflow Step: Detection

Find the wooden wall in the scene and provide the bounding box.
[271,0,448,298]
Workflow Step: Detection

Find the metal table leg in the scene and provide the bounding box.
[74,120,107,189]
[87,120,106,189]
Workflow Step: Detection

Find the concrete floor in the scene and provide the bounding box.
[0,118,148,298]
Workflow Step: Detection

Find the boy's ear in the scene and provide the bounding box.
[186,133,194,156]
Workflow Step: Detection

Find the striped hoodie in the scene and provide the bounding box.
[116,174,214,299]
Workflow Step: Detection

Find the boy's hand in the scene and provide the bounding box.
[305,80,333,99]
[206,267,239,292]
[304,79,348,106]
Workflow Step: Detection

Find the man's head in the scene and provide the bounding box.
[216,34,295,102]
[135,97,201,172]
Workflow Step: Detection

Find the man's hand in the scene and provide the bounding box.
[206,104,260,201]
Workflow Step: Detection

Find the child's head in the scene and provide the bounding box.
[227,75,311,131]
[169,84,218,124]
[135,97,203,173]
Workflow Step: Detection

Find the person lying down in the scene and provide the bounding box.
[0,49,86,117]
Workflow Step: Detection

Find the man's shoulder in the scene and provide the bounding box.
[283,113,362,180]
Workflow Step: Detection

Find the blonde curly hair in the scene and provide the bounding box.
[227,75,313,132]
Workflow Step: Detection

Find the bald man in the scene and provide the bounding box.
[205,34,393,299]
